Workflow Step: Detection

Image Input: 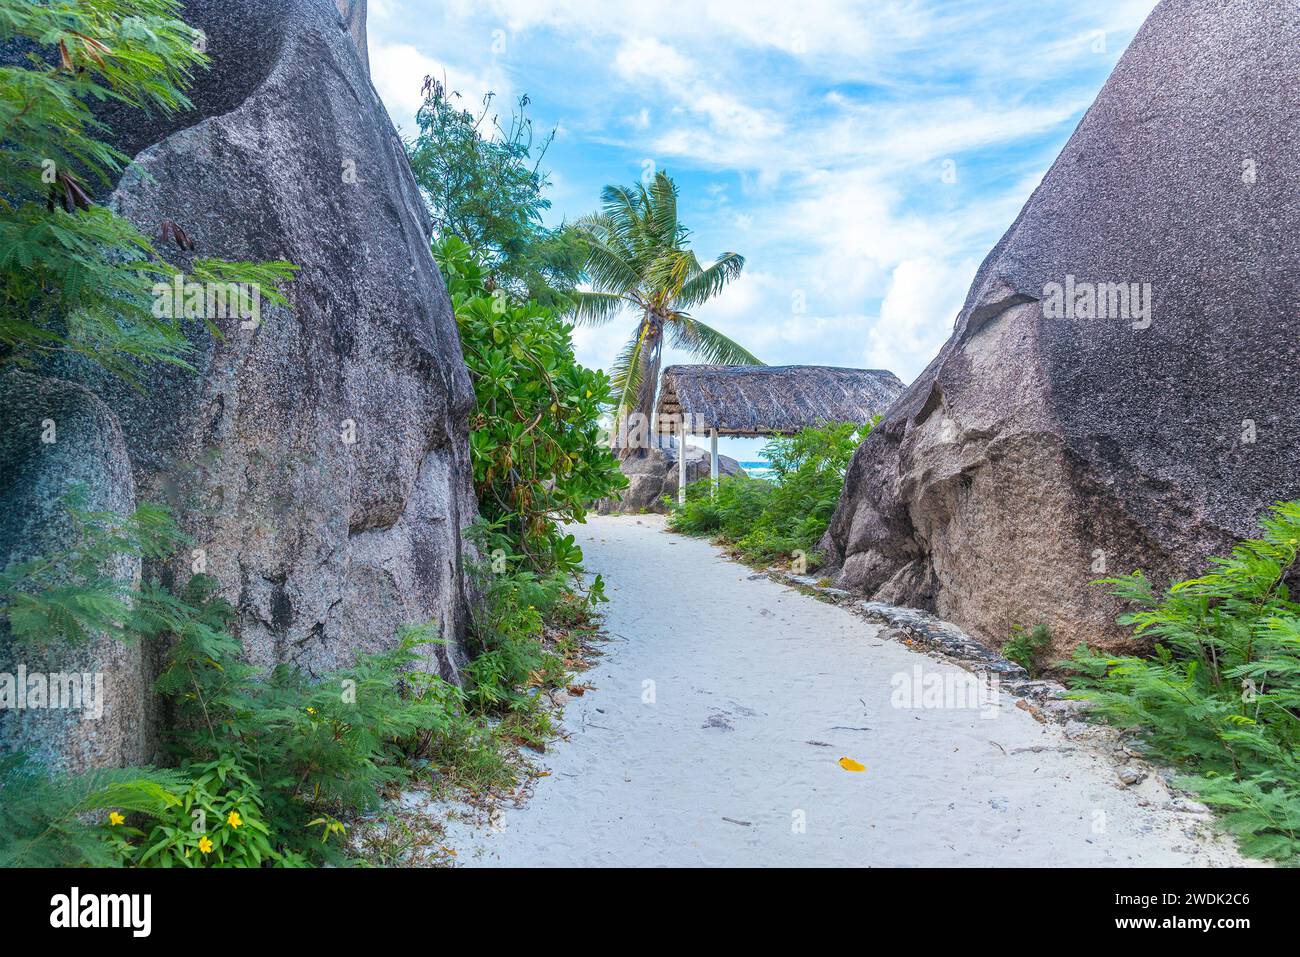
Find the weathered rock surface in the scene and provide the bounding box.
[0,373,147,771]
[599,440,745,514]
[101,0,477,676]
[1,0,477,767]
[334,0,370,77]
[822,0,1300,658]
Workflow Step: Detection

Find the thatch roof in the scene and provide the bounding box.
[654,364,906,437]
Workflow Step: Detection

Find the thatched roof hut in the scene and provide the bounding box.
[654,364,906,437]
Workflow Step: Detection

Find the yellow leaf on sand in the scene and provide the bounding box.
[838,757,866,772]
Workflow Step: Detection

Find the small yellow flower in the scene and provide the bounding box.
[108,812,125,827]
[306,706,316,715]
[227,810,243,829]
[198,835,213,854]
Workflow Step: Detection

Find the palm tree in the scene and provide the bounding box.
[571,171,761,448]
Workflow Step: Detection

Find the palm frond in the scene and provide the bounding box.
[677,251,744,309]
[609,322,650,412]
[574,219,644,294]
[668,315,763,365]
[648,171,681,245]
[645,247,698,300]
[600,184,642,230]
[569,290,632,326]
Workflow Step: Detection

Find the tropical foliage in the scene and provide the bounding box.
[1003,623,1053,677]
[0,490,183,647]
[1069,501,1300,862]
[435,235,626,573]
[668,421,871,567]
[0,0,596,869]
[0,754,191,868]
[407,78,585,308]
[0,0,295,385]
[571,171,759,423]
[0,496,597,866]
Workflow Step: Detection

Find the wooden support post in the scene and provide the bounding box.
[678,419,689,505]
[710,428,719,498]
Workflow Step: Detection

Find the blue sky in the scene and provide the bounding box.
[367,0,1156,459]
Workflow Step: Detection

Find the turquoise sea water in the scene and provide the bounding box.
[739,461,774,480]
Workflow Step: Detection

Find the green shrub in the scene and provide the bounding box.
[0,488,186,647]
[461,561,603,751]
[0,0,295,384]
[148,574,465,865]
[0,498,592,866]
[1069,501,1300,862]
[668,420,872,568]
[436,236,626,576]
[0,754,189,867]
[670,473,773,539]
[116,757,282,868]
[1003,623,1052,676]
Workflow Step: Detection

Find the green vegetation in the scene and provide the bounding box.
[411,80,625,574]
[1069,501,1300,863]
[407,78,585,308]
[461,562,601,751]
[0,0,295,385]
[0,490,182,646]
[0,3,608,868]
[0,755,191,868]
[435,236,625,573]
[0,499,600,867]
[668,421,871,568]
[570,171,759,423]
[1004,623,1052,677]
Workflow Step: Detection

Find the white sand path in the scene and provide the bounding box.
[442,514,1246,867]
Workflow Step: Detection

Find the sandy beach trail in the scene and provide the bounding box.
[443,514,1245,867]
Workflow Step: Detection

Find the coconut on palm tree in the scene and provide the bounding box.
[571,171,761,450]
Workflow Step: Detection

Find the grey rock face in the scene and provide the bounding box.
[822,0,1300,657]
[335,0,370,77]
[599,440,745,514]
[97,0,477,679]
[0,373,147,771]
[2,0,477,769]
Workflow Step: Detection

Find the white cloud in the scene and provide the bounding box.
[865,256,979,382]
[369,0,1160,386]
[368,42,512,132]
[613,36,692,84]
[611,36,783,152]
[571,318,634,376]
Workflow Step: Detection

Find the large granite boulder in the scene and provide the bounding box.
[0,373,148,772]
[95,0,478,678]
[822,0,1300,658]
[334,0,369,77]
[1,0,477,769]
[600,440,745,514]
